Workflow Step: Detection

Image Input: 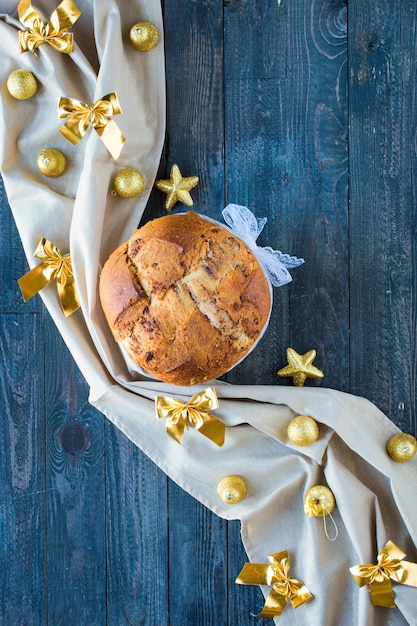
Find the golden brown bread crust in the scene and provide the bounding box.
[99,211,271,385]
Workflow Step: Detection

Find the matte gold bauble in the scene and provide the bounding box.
[129,21,159,51]
[7,69,38,100]
[304,485,335,517]
[217,475,247,504]
[114,167,145,198]
[287,415,319,446]
[387,433,417,462]
[37,148,66,178]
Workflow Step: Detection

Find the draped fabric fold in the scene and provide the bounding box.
[0,2,416,625]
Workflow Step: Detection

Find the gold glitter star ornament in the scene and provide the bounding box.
[278,348,324,387]
[155,164,199,211]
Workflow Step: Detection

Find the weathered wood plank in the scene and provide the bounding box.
[224,0,287,80]
[0,313,47,624]
[44,315,107,625]
[105,422,169,625]
[168,481,227,626]
[0,178,40,314]
[158,0,225,221]
[348,0,417,435]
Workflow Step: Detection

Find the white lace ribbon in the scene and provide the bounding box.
[222,204,304,287]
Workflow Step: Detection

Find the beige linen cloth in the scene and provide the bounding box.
[1,2,416,624]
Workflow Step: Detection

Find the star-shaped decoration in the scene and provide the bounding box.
[277,348,324,387]
[155,164,199,211]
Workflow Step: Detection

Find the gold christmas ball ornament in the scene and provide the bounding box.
[114,167,145,198]
[217,475,248,504]
[304,485,335,518]
[387,433,417,462]
[7,69,38,100]
[287,415,319,446]
[37,148,66,178]
[129,21,159,51]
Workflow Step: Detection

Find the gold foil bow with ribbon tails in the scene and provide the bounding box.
[18,0,81,54]
[155,387,225,446]
[236,550,313,619]
[18,238,80,317]
[58,93,126,161]
[350,540,417,608]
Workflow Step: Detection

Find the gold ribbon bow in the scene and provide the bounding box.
[18,238,80,317]
[155,387,225,446]
[350,540,417,608]
[18,0,81,54]
[236,550,313,619]
[58,93,126,160]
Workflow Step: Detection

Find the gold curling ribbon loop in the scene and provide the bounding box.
[18,238,80,317]
[58,93,126,160]
[235,550,313,619]
[155,387,225,446]
[18,0,81,54]
[350,540,417,608]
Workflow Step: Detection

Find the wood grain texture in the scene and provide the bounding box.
[348,0,417,434]
[105,422,169,625]
[44,315,107,625]
[0,182,40,314]
[0,313,46,625]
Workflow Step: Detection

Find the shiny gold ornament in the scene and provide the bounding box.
[278,348,324,387]
[6,69,38,99]
[217,475,247,504]
[236,550,313,619]
[287,415,319,446]
[155,164,199,211]
[387,433,417,462]
[129,21,159,51]
[304,485,335,517]
[114,167,144,198]
[18,0,81,54]
[37,148,66,178]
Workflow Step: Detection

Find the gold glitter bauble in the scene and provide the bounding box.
[114,167,145,198]
[287,415,319,446]
[387,433,417,462]
[217,475,247,504]
[7,69,38,100]
[129,21,159,51]
[37,148,66,178]
[304,485,335,517]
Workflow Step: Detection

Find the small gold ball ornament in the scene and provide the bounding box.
[304,485,335,517]
[217,475,247,504]
[387,433,417,462]
[113,167,145,198]
[37,148,66,178]
[287,415,319,446]
[129,21,159,51]
[7,69,38,100]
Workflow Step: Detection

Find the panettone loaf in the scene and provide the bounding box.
[99,211,271,385]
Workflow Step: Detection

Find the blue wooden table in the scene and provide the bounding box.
[1,1,416,624]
